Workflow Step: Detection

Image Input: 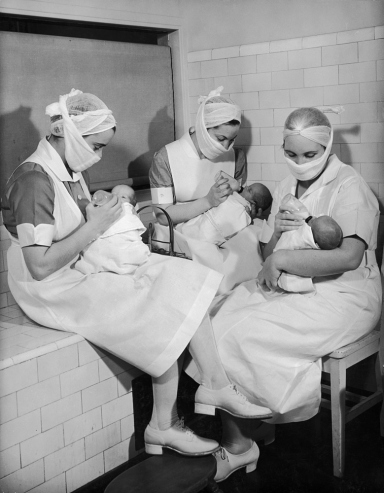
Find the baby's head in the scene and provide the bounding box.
[112,184,137,206]
[241,183,272,213]
[307,215,343,250]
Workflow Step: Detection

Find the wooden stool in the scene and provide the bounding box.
[104,453,223,493]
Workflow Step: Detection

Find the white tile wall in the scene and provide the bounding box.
[187,26,384,213]
[85,421,121,460]
[66,453,104,493]
[0,327,139,492]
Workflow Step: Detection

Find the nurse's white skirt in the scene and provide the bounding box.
[8,243,222,378]
[187,267,382,423]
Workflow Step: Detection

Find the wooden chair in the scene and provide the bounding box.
[321,241,384,478]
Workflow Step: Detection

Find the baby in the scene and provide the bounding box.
[274,193,343,293]
[75,184,150,275]
[93,184,137,207]
[179,173,272,246]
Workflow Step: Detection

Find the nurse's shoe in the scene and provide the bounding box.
[252,422,275,446]
[144,418,220,456]
[213,442,260,482]
[195,384,273,419]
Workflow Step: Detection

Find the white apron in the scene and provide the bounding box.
[7,139,222,377]
[154,133,264,294]
[186,156,382,423]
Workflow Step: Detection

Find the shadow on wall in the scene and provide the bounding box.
[127,106,175,188]
[0,106,41,198]
[236,114,253,148]
[333,124,360,167]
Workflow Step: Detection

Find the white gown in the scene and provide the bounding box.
[75,202,151,275]
[6,139,222,378]
[187,155,382,423]
[153,132,264,294]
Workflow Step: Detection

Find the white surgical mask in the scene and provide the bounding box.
[58,93,101,172]
[284,128,333,181]
[195,87,241,160]
[63,125,101,172]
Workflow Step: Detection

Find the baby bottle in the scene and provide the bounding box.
[92,190,113,206]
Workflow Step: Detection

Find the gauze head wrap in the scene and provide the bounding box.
[195,86,241,160]
[45,89,116,172]
[282,106,343,181]
[46,89,116,136]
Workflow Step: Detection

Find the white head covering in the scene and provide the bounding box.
[282,106,343,181]
[195,86,241,160]
[46,89,116,136]
[45,89,116,172]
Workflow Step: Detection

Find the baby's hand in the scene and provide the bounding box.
[214,171,240,192]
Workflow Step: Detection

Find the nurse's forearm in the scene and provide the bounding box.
[22,222,98,281]
[274,237,365,277]
[262,233,280,260]
[154,198,213,225]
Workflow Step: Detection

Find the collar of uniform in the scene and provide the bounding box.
[39,137,81,183]
[287,154,343,199]
[187,128,205,159]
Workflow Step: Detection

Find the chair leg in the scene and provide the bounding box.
[329,358,346,478]
[377,338,384,437]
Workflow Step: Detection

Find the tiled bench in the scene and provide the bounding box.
[0,189,153,493]
[0,307,143,493]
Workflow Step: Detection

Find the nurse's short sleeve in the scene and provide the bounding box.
[9,170,55,247]
[149,147,174,204]
[332,176,380,249]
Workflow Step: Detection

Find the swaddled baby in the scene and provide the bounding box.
[179,172,272,246]
[75,184,150,275]
[274,193,343,293]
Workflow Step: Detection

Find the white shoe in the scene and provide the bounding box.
[195,384,273,419]
[144,418,220,456]
[252,422,275,446]
[214,442,260,482]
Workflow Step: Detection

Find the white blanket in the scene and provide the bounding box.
[274,223,319,293]
[179,193,251,245]
[75,203,150,275]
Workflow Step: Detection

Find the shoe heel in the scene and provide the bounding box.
[245,461,257,474]
[263,435,275,446]
[145,443,164,455]
[195,403,216,416]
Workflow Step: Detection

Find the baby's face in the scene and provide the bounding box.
[113,185,136,206]
[241,185,258,204]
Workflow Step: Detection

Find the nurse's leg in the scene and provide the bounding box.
[149,357,182,431]
[214,412,260,482]
[144,355,220,455]
[188,314,230,389]
[190,315,273,419]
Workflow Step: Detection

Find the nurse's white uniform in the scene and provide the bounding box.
[187,155,382,423]
[6,138,222,378]
[153,132,264,294]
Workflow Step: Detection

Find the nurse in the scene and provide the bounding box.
[187,106,382,481]
[2,89,272,459]
[149,86,264,293]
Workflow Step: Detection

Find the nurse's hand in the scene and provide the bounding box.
[85,195,123,237]
[215,171,240,192]
[257,251,284,292]
[206,177,232,207]
[274,211,304,239]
